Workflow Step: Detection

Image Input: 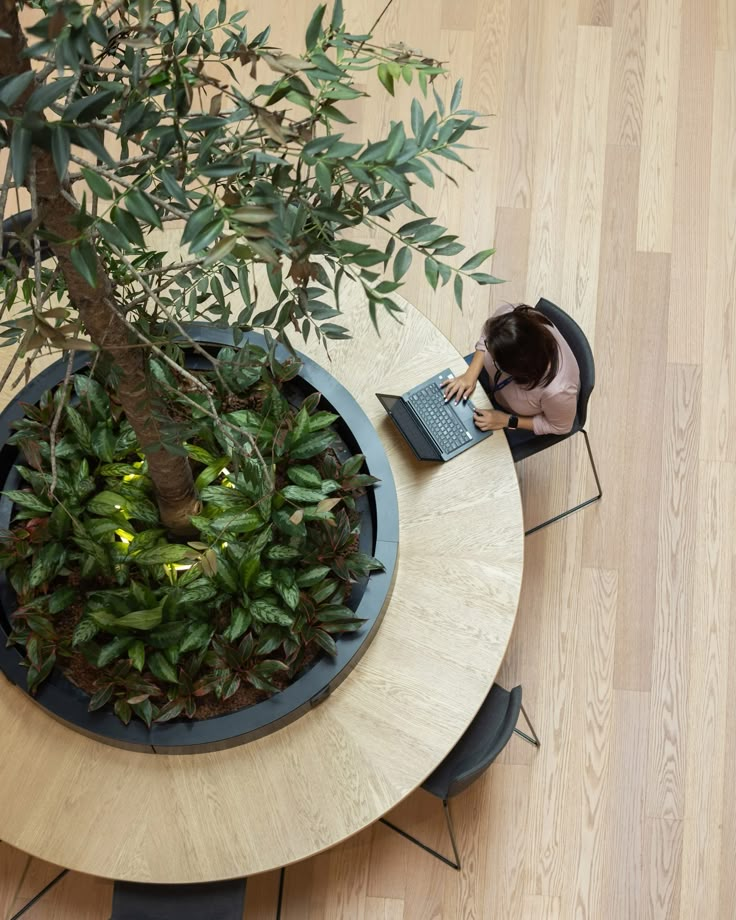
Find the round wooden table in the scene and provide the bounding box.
[0,289,524,882]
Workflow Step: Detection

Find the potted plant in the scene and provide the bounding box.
[0,0,499,736]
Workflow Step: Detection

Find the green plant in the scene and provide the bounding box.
[0,0,500,725]
[1,343,384,724]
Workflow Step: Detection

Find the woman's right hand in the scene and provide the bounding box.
[440,372,477,404]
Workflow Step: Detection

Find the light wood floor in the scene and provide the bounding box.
[2,0,735,917]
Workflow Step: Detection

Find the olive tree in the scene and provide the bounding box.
[0,0,498,535]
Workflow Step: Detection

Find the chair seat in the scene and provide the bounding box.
[422,684,519,799]
[110,879,247,920]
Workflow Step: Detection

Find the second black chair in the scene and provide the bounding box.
[380,683,539,870]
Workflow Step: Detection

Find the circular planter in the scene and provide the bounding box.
[0,325,398,753]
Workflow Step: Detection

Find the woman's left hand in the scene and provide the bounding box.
[473,409,509,431]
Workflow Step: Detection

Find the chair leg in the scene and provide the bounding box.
[9,869,69,920]
[524,429,602,537]
[276,867,285,920]
[513,703,540,747]
[380,797,461,871]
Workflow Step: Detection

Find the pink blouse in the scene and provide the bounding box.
[474,304,580,435]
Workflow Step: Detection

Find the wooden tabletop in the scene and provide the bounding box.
[0,288,524,883]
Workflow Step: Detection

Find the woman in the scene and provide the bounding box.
[441,303,580,436]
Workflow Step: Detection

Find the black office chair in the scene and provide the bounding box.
[8,870,287,920]
[109,879,248,920]
[379,683,539,870]
[469,298,602,536]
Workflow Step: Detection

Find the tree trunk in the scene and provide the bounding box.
[0,4,199,536]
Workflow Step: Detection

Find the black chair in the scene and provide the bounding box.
[8,870,287,920]
[110,879,248,920]
[470,297,602,536]
[379,683,539,870]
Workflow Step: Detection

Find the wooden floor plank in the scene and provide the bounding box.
[600,690,650,920]
[636,0,682,252]
[607,0,647,146]
[560,24,612,339]
[497,0,537,208]
[612,252,670,690]
[678,461,735,920]
[644,364,701,820]
[578,0,615,27]
[643,818,684,920]
[699,50,736,463]
[666,0,716,364]
[567,568,617,920]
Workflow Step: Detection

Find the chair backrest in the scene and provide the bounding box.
[535,297,595,428]
[111,879,246,920]
[422,684,523,800]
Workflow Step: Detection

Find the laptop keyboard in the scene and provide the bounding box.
[410,383,472,454]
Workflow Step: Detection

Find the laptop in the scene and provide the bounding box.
[377,369,493,461]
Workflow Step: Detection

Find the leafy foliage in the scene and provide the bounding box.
[0,0,499,357]
[0,345,382,723]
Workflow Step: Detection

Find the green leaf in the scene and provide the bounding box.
[453,273,463,309]
[182,203,215,245]
[111,206,145,247]
[1,489,52,514]
[88,684,114,711]
[81,167,113,199]
[296,565,331,587]
[132,544,196,565]
[48,585,76,615]
[51,125,71,180]
[86,489,127,516]
[470,272,504,285]
[148,651,178,683]
[65,404,93,451]
[410,98,424,138]
[289,431,336,460]
[450,78,463,113]
[424,256,439,290]
[74,374,109,419]
[115,605,163,631]
[305,3,326,49]
[460,248,496,271]
[377,63,394,96]
[282,485,326,503]
[315,161,331,195]
[265,546,302,563]
[0,71,35,107]
[129,639,145,671]
[114,699,133,724]
[179,622,212,653]
[97,636,132,668]
[91,426,115,463]
[189,216,225,253]
[250,599,294,628]
[393,245,412,282]
[27,76,75,111]
[10,126,31,186]
[125,189,162,229]
[330,0,344,28]
[96,218,131,251]
[286,465,322,489]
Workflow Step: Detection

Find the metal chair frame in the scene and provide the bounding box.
[379,704,540,871]
[522,427,603,536]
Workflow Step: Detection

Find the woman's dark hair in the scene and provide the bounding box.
[483,304,559,388]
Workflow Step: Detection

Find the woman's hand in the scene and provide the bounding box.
[473,409,509,431]
[440,372,477,404]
